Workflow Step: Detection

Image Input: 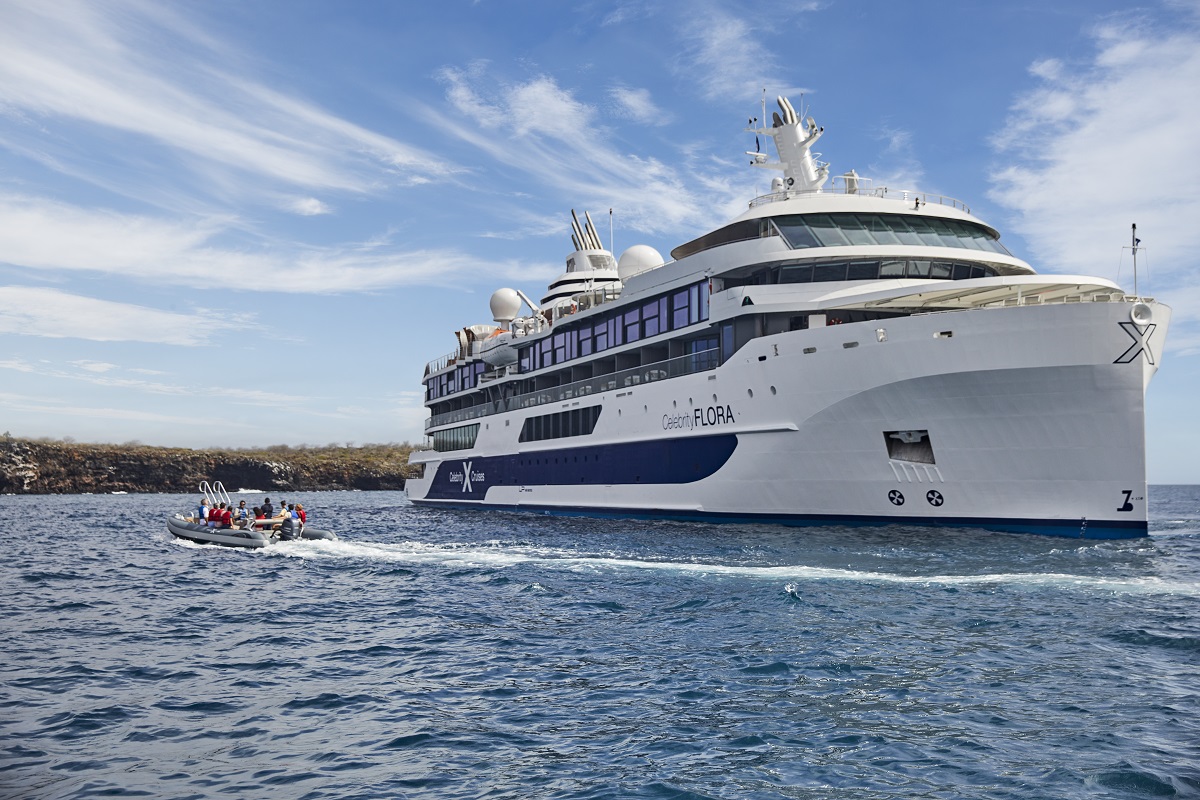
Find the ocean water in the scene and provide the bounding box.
[2,489,1198,800]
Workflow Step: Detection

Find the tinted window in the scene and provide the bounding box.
[807,215,851,246]
[907,260,931,278]
[836,214,875,246]
[780,264,813,283]
[775,217,821,248]
[861,215,901,245]
[671,219,766,260]
[813,262,848,281]
[885,216,923,246]
[848,260,880,280]
[906,217,943,247]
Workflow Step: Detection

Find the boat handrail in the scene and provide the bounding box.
[749,183,970,214]
[199,480,231,509]
[425,347,720,430]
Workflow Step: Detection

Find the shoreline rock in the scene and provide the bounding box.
[0,438,421,494]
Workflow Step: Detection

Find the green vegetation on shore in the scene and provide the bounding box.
[0,434,425,494]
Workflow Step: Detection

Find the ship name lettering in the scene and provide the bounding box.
[662,412,695,431]
[694,404,734,427]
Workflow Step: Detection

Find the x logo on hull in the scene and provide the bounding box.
[1114,322,1156,365]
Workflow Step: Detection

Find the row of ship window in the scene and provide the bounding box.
[520,280,711,373]
[431,423,480,452]
[426,280,711,401]
[726,258,1001,287]
[519,406,602,443]
[671,213,1010,260]
[432,406,603,452]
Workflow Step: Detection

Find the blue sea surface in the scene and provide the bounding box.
[1,488,1198,799]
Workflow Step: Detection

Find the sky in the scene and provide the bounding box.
[0,0,1197,482]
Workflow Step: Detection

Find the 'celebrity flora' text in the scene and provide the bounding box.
[663,405,735,431]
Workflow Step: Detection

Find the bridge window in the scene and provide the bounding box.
[769,213,1009,255]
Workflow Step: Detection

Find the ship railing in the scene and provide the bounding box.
[424,349,460,376]
[425,347,720,430]
[750,182,970,215]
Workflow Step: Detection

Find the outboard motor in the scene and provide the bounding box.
[278,515,297,541]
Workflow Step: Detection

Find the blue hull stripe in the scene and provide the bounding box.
[425,434,738,500]
[408,499,1148,540]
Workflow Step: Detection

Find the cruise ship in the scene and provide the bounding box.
[406,96,1170,539]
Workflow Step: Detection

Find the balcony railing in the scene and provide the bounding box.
[750,182,970,215]
[425,347,720,430]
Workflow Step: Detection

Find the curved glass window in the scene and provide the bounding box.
[671,219,771,261]
[755,257,999,286]
[772,213,1009,255]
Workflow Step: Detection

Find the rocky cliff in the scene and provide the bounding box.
[0,438,422,494]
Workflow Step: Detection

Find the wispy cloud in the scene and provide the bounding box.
[432,66,748,239]
[674,2,817,103]
[0,0,452,208]
[0,388,254,430]
[0,193,553,293]
[287,197,334,216]
[0,286,251,346]
[989,16,1200,284]
[610,87,669,126]
[0,356,311,408]
[867,127,926,191]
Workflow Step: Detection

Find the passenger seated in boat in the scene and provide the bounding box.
[233,500,250,528]
[261,497,274,518]
[209,502,233,529]
[295,503,307,527]
[191,498,210,525]
[266,501,290,531]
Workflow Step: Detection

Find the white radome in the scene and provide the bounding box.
[489,288,522,325]
[617,245,664,282]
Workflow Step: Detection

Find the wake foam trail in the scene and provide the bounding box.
[258,538,1200,598]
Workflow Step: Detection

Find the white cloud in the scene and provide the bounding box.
[610,87,668,126]
[0,286,250,346]
[289,197,333,216]
[0,1,452,206]
[433,68,744,238]
[0,193,551,293]
[868,127,925,192]
[68,360,118,373]
[989,19,1200,283]
[0,356,312,408]
[674,3,816,103]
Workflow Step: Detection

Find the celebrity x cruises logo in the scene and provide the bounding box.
[1114,322,1156,365]
[461,461,473,492]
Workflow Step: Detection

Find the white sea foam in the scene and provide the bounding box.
[256,537,1200,597]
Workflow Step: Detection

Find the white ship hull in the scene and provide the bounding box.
[408,299,1168,539]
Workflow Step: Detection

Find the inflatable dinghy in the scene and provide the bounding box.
[167,480,338,549]
[166,514,338,548]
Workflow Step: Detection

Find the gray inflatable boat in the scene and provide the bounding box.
[170,481,338,549]
[166,514,338,549]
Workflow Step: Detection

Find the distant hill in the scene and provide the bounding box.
[0,436,424,494]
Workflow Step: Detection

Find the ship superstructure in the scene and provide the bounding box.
[405,97,1169,538]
